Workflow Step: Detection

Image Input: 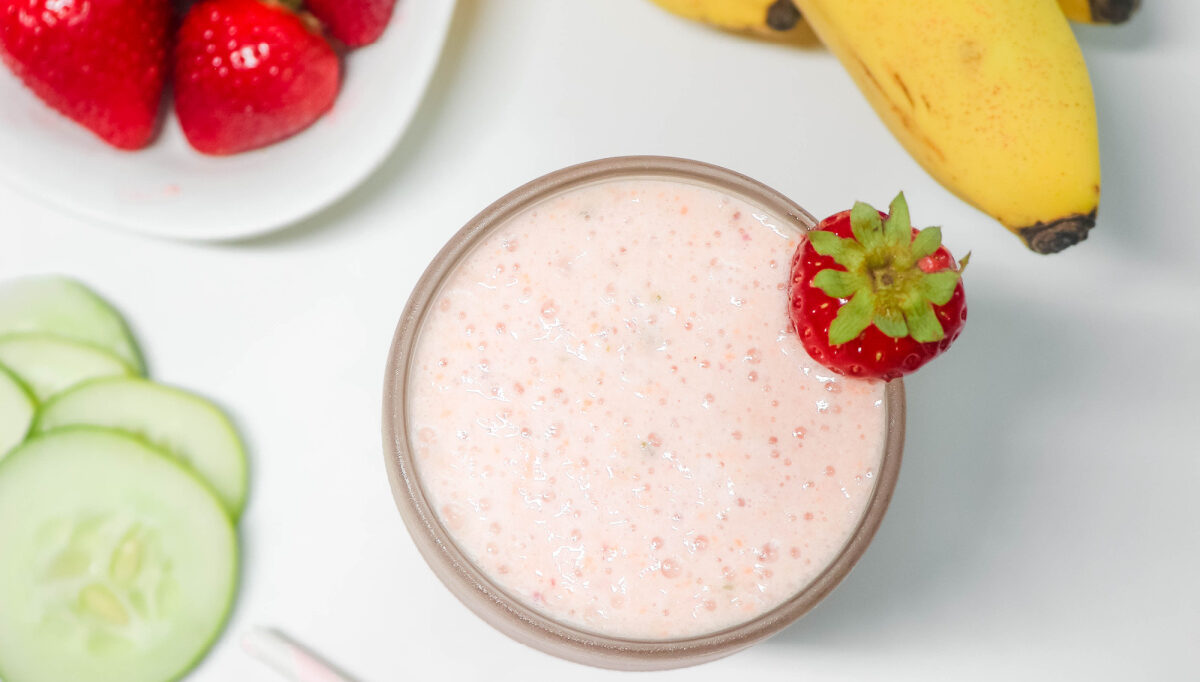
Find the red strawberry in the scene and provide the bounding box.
[789,193,968,381]
[305,0,396,47]
[174,0,340,155]
[0,0,170,149]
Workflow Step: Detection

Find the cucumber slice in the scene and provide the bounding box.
[0,334,136,402]
[0,428,237,682]
[0,365,35,457]
[0,277,145,375]
[34,378,248,519]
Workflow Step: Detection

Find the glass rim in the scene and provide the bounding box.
[382,155,906,670]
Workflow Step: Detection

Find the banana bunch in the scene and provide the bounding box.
[646,0,817,43]
[649,0,1138,254]
[650,0,1141,35]
[1057,0,1142,23]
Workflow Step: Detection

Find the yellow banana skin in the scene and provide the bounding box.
[790,0,1100,253]
[1058,0,1142,23]
[649,0,1140,40]
[649,0,1105,252]
[647,0,817,44]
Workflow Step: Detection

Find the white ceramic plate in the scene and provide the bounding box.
[0,0,456,241]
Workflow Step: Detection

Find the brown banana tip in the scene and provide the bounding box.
[1090,0,1142,23]
[766,0,802,31]
[1018,211,1097,254]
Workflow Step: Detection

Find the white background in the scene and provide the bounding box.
[4,1,1199,679]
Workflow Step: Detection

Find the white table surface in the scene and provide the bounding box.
[4,1,1198,679]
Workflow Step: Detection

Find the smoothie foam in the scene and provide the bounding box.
[407,178,886,639]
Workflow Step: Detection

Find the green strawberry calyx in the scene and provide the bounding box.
[807,193,967,346]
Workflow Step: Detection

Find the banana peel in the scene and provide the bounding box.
[648,0,819,45]
[649,0,1112,253]
[649,0,1141,42]
[1057,0,1142,23]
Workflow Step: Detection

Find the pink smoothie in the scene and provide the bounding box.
[408,179,887,639]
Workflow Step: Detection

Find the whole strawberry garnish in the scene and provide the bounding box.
[789,193,968,381]
[305,0,395,47]
[174,0,340,155]
[0,0,169,149]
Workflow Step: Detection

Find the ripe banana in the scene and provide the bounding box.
[1057,0,1141,23]
[649,0,1104,252]
[649,0,1140,39]
[791,0,1101,253]
[647,0,816,44]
